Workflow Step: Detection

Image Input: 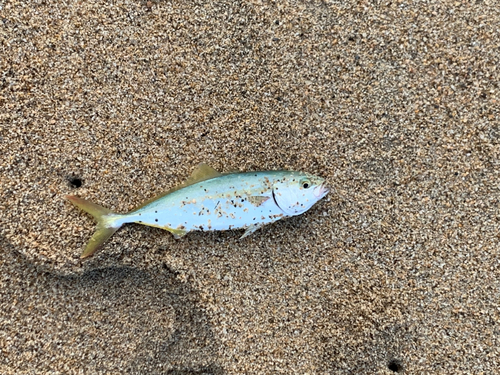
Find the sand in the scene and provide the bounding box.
[1,0,499,373]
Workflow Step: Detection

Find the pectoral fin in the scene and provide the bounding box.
[247,196,270,207]
[240,223,264,239]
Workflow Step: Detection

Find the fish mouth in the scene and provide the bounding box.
[314,182,330,198]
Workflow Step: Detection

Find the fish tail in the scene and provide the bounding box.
[66,195,123,259]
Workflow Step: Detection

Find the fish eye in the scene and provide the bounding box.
[301,178,311,189]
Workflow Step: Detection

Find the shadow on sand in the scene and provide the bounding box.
[0,235,223,374]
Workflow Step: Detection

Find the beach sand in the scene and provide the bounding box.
[1,1,499,373]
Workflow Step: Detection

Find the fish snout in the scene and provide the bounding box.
[314,182,330,199]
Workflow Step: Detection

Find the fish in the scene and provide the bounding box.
[66,163,329,258]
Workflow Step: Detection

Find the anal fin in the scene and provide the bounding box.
[166,227,188,239]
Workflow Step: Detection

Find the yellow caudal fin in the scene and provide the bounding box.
[66,195,122,259]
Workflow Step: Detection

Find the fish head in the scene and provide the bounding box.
[272,172,329,216]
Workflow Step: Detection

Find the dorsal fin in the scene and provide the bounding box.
[183,163,222,185]
[132,163,222,211]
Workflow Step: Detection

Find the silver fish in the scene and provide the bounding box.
[67,164,329,258]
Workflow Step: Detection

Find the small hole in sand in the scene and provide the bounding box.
[68,176,83,188]
[388,359,403,372]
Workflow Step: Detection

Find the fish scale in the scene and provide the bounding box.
[66,164,329,258]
